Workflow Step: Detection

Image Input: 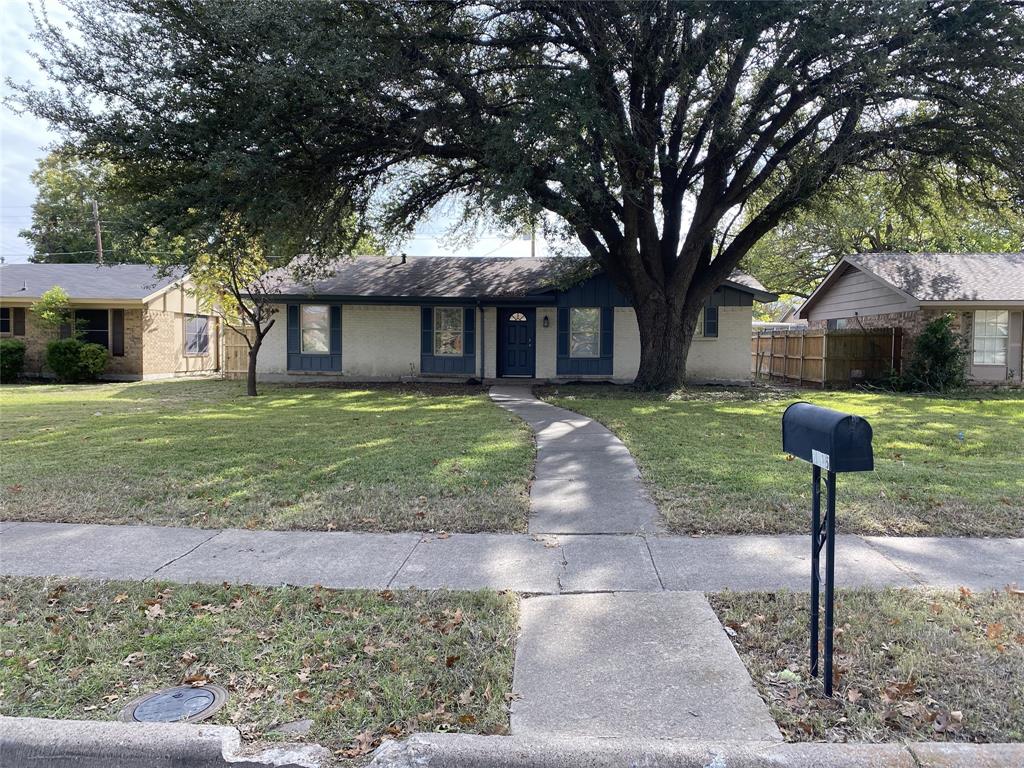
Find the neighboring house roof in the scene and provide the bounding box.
[0,263,183,302]
[272,255,776,302]
[800,252,1024,318]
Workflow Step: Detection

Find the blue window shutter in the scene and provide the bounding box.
[330,306,342,355]
[287,305,300,353]
[703,305,719,338]
[421,307,433,354]
[557,307,569,356]
[600,307,614,358]
[463,307,475,358]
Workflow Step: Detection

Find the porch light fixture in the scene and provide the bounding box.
[542,315,550,328]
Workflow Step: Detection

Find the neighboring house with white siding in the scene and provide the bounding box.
[799,252,1024,384]
[253,255,775,384]
[0,263,220,380]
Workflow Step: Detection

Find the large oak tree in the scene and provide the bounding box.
[15,0,1024,388]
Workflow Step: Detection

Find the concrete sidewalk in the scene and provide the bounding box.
[1,521,1020,592]
[490,385,659,534]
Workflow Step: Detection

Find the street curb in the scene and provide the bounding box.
[366,733,1024,768]
[0,716,330,768]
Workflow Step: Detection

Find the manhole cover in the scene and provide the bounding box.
[119,685,228,724]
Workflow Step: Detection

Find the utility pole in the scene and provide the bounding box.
[530,220,536,258]
[91,199,104,264]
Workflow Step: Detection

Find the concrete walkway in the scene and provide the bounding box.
[512,592,781,741]
[1,521,1020,592]
[489,384,659,534]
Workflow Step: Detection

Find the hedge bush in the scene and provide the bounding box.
[45,338,109,382]
[902,314,967,392]
[0,339,27,382]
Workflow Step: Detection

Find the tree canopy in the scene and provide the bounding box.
[743,165,1024,297]
[17,146,173,264]
[15,0,1024,387]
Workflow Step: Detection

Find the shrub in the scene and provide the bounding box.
[0,339,27,382]
[78,343,110,380]
[46,338,109,382]
[902,314,967,392]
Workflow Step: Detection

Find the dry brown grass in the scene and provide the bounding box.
[710,587,1024,743]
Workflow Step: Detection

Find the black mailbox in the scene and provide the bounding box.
[781,401,875,697]
[782,402,873,473]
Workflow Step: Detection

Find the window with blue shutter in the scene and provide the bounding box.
[287,304,342,371]
[420,306,477,374]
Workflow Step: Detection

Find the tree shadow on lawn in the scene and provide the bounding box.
[0,381,533,532]
[541,385,1024,536]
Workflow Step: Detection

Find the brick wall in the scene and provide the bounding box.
[5,306,145,378]
[809,308,970,368]
[142,309,219,377]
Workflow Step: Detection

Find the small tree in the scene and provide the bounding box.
[30,286,74,335]
[188,219,299,398]
[902,315,967,392]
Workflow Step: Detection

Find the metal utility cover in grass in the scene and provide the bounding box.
[119,685,227,724]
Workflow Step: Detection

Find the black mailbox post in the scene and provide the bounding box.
[782,402,874,696]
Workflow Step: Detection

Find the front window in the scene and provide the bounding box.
[569,307,600,357]
[76,309,110,349]
[973,310,1008,365]
[184,315,210,356]
[300,305,330,353]
[433,307,463,356]
[0,308,9,335]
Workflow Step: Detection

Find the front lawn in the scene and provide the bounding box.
[0,577,517,760]
[0,380,533,532]
[711,587,1024,743]
[539,386,1024,536]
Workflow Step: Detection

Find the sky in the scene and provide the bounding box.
[0,1,542,265]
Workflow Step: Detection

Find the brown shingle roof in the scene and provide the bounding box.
[845,252,1024,302]
[273,255,774,301]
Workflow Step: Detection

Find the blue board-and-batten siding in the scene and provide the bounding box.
[420,306,477,375]
[286,304,342,372]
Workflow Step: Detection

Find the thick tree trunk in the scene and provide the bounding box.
[633,294,702,390]
[246,337,262,397]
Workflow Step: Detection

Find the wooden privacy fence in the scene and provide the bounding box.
[751,328,903,388]
[223,325,256,378]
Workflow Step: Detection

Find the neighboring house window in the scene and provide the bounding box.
[569,307,600,357]
[76,309,110,349]
[433,307,464,356]
[184,315,210,356]
[826,318,848,330]
[973,309,1008,366]
[0,308,9,335]
[300,305,330,353]
[703,305,719,338]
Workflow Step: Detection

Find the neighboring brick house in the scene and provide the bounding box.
[0,264,220,380]
[799,252,1024,384]
[252,255,775,384]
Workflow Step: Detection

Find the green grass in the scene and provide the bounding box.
[0,577,518,759]
[539,385,1024,536]
[0,380,533,532]
[711,588,1024,743]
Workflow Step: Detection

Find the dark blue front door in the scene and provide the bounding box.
[498,308,535,377]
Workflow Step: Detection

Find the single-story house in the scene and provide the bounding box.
[254,255,775,383]
[798,252,1024,384]
[0,263,220,380]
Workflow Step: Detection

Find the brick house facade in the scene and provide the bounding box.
[0,264,219,381]
[800,253,1023,385]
